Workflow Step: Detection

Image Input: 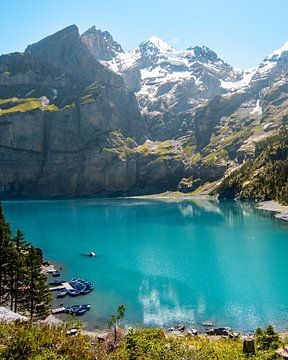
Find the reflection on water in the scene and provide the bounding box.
[139,279,197,327]
[3,198,288,331]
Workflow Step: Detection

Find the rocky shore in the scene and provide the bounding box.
[257,200,288,221]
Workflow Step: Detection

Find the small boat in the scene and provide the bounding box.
[201,322,214,327]
[52,271,61,277]
[67,289,81,297]
[76,308,87,315]
[65,304,91,314]
[50,279,64,285]
[88,252,96,257]
[56,290,67,298]
[66,305,81,314]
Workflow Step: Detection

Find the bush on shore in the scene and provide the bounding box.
[0,322,286,359]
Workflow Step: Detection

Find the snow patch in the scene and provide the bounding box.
[249,100,262,116]
[221,67,256,91]
[145,36,174,52]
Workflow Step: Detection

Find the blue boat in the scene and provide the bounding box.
[67,289,81,296]
[66,305,81,314]
[56,290,67,298]
[68,278,94,295]
[76,308,87,315]
[50,279,64,285]
[65,304,91,314]
[52,271,60,277]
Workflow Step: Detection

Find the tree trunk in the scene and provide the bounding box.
[243,339,255,354]
[114,326,117,343]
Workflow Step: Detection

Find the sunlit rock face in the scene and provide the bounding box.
[0,25,288,198]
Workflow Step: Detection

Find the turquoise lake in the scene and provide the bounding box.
[3,198,288,332]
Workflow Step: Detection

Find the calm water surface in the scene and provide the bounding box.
[3,199,288,331]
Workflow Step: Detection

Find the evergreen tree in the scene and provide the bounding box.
[24,246,51,320]
[0,205,13,305]
[0,204,51,319]
[10,230,28,313]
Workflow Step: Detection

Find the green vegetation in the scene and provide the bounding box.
[0,323,286,359]
[0,98,42,116]
[0,97,60,116]
[218,125,288,204]
[80,81,101,105]
[103,131,137,160]
[108,304,126,343]
[256,325,281,351]
[0,205,51,319]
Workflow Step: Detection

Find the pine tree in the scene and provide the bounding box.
[10,230,28,313]
[0,204,13,305]
[24,246,51,320]
[0,204,51,319]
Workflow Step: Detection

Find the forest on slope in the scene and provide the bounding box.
[218,125,288,205]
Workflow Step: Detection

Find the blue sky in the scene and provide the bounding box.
[1,0,287,69]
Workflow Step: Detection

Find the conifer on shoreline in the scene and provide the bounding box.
[0,203,51,319]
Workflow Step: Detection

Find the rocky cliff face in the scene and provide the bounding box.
[81,26,124,61]
[0,25,288,199]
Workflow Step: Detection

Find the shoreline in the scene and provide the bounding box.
[127,191,215,201]
[256,200,288,222]
[41,314,288,342]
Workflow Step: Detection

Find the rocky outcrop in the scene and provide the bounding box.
[81,26,124,61]
[0,26,149,198]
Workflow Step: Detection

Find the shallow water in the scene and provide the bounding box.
[3,198,288,331]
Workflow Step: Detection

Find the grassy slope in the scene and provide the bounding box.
[0,322,284,359]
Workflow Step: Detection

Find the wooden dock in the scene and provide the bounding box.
[51,307,66,314]
[49,282,74,292]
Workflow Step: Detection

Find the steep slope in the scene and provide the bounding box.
[217,126,288,204]
[0,26,154,198]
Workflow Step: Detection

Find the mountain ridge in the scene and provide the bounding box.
[0,24,287,199]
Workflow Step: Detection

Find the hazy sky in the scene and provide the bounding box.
[1,0,287,69]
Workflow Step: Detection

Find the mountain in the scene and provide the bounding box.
[84,30,243,140]
[0,25,288,199]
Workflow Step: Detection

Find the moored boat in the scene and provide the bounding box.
[56,290,67,298]
[65,304,91,315]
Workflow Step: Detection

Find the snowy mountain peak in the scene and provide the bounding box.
[139,36,174,54]
[268,41,288,59]
[253,40,288,80]
[186,45,219,62]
